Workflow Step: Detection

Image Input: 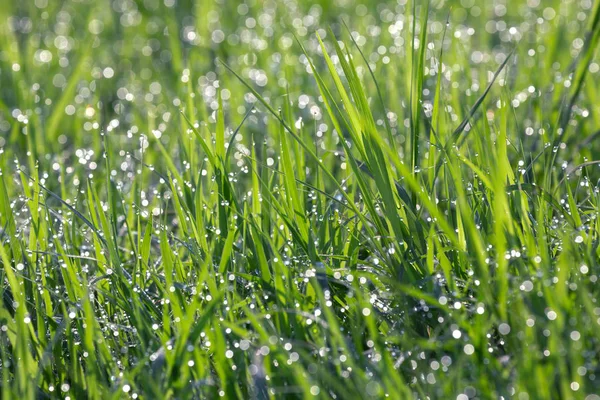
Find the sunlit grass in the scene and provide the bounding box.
[1,0,600,398]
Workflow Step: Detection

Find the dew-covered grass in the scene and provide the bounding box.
[1,0,600,398]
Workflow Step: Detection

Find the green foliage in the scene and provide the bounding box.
[0,0,600,398]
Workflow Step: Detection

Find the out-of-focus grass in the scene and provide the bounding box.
[1,0,600,398]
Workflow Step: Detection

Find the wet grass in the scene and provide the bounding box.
[1,0,600,398]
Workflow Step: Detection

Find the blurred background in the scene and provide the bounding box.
[0,0,598,182]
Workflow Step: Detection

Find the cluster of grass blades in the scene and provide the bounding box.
[1,0,600,398]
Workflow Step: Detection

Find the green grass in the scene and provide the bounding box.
[1,0,600,398]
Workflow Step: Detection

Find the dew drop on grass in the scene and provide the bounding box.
[580,265,589,274]
[520,280,533,292]
[463,345,474,355]
[498,323,511,335]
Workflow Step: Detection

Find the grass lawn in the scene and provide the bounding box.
[1,0,600,398]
